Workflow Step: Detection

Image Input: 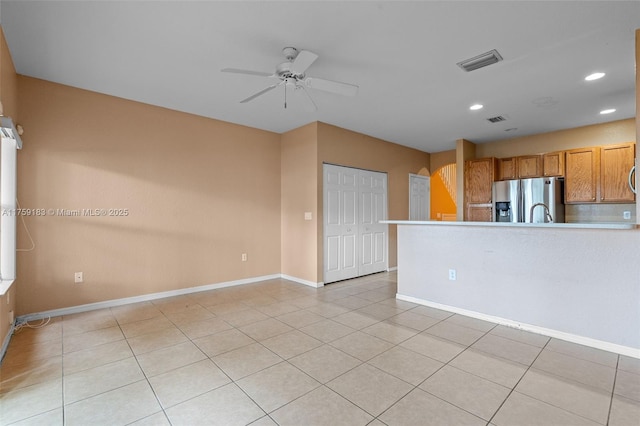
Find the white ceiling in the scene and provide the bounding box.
[2,1,639,153]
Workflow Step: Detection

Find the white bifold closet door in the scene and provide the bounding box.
[323,164,388,284]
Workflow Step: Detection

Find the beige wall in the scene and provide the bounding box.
[430,150,456,174]
[280,122,318,283]
[316,122,431,280]
[0,26,18,348]
[15,76,282,315]
[0,26,18,117]
[475,118,635,158]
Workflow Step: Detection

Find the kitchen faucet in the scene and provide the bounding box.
[529,202,553,223]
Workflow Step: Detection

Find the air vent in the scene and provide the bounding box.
[457,49,503,72]
[487,115,507,123]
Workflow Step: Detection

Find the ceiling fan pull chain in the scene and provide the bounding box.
[284,83,287,109]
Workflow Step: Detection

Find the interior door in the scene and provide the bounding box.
[324,164,359,283]
[359,171,388,276]
[324,164,388,284]
[409,174,430,220]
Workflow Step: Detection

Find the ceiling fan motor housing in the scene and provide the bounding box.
[282,47,299,61]
[276,62,304,80]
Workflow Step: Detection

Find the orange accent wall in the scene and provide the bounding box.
[430,171,456,220]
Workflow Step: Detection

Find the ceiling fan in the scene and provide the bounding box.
[221,47,358,111]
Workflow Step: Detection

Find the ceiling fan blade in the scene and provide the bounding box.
[221,68,273,77]
[240,84,279,103]
[290,50,318,75]
[304,77,359,97]
[295,85,318,112]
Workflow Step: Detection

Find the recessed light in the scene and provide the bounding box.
[585,72,605,81]
[600,108,616,115]
[469,104,483,110]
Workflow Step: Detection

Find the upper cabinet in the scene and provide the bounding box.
[497,155,546,180]
[600,143,636,203]
[565,147,599,203]
[564,142,636,204]
[516,155,543,178]
[543,151,565,177]
[498,157,517,180]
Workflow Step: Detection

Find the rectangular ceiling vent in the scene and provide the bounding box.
[486,115,507,123]
[457,49,503,72]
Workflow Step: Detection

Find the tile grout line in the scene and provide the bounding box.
[485,337,550,425]
[605,354,620,426]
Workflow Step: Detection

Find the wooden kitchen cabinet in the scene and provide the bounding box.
[600,143,636,202]
[466,205,493,222]
[498,157,517,180]
[543,151,565,177]
[565,147,599,203]
[464,157,497,221]
[517,155,543,178]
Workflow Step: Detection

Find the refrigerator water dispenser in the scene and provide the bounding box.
[495,201,512,222]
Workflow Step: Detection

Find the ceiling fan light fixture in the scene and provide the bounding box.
[457,49,503,72]
[585,72,605,81]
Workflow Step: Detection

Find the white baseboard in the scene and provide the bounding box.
[16,274,283,324]
[397,293,640,359]
[387,266,398,272]
[280,274,324,288]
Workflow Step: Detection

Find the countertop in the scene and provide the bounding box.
[381,220,637,230]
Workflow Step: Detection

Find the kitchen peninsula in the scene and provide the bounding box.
[384,220,640,357]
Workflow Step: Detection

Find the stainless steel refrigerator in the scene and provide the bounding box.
[492,177,564,223]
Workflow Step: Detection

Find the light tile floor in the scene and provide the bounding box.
[1,272,638,425]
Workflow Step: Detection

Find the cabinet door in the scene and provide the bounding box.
[465,158,496,204]
[600,143,636,202]
[498,157,517,180]
[543,151,565,177]
[565,147,599,203]
[467,205,492,222]
[517,155,543,178]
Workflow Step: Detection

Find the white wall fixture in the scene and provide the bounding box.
[0,117,22,283]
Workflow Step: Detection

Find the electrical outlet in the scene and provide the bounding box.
[9,310,14,324]
[623,211,631,220]
[241,253,247,262]
[74,272,83,283]
[304,212,312,220]
[448,269,457,281]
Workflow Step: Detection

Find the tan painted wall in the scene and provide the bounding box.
[456,139,476,221]
[475,118,635,158]
[280,122,318,283]
[430,149,456,173]
[0,26,18,348]
[0,26,18,117]
[15,76,282,315]
[316,122,431,280]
